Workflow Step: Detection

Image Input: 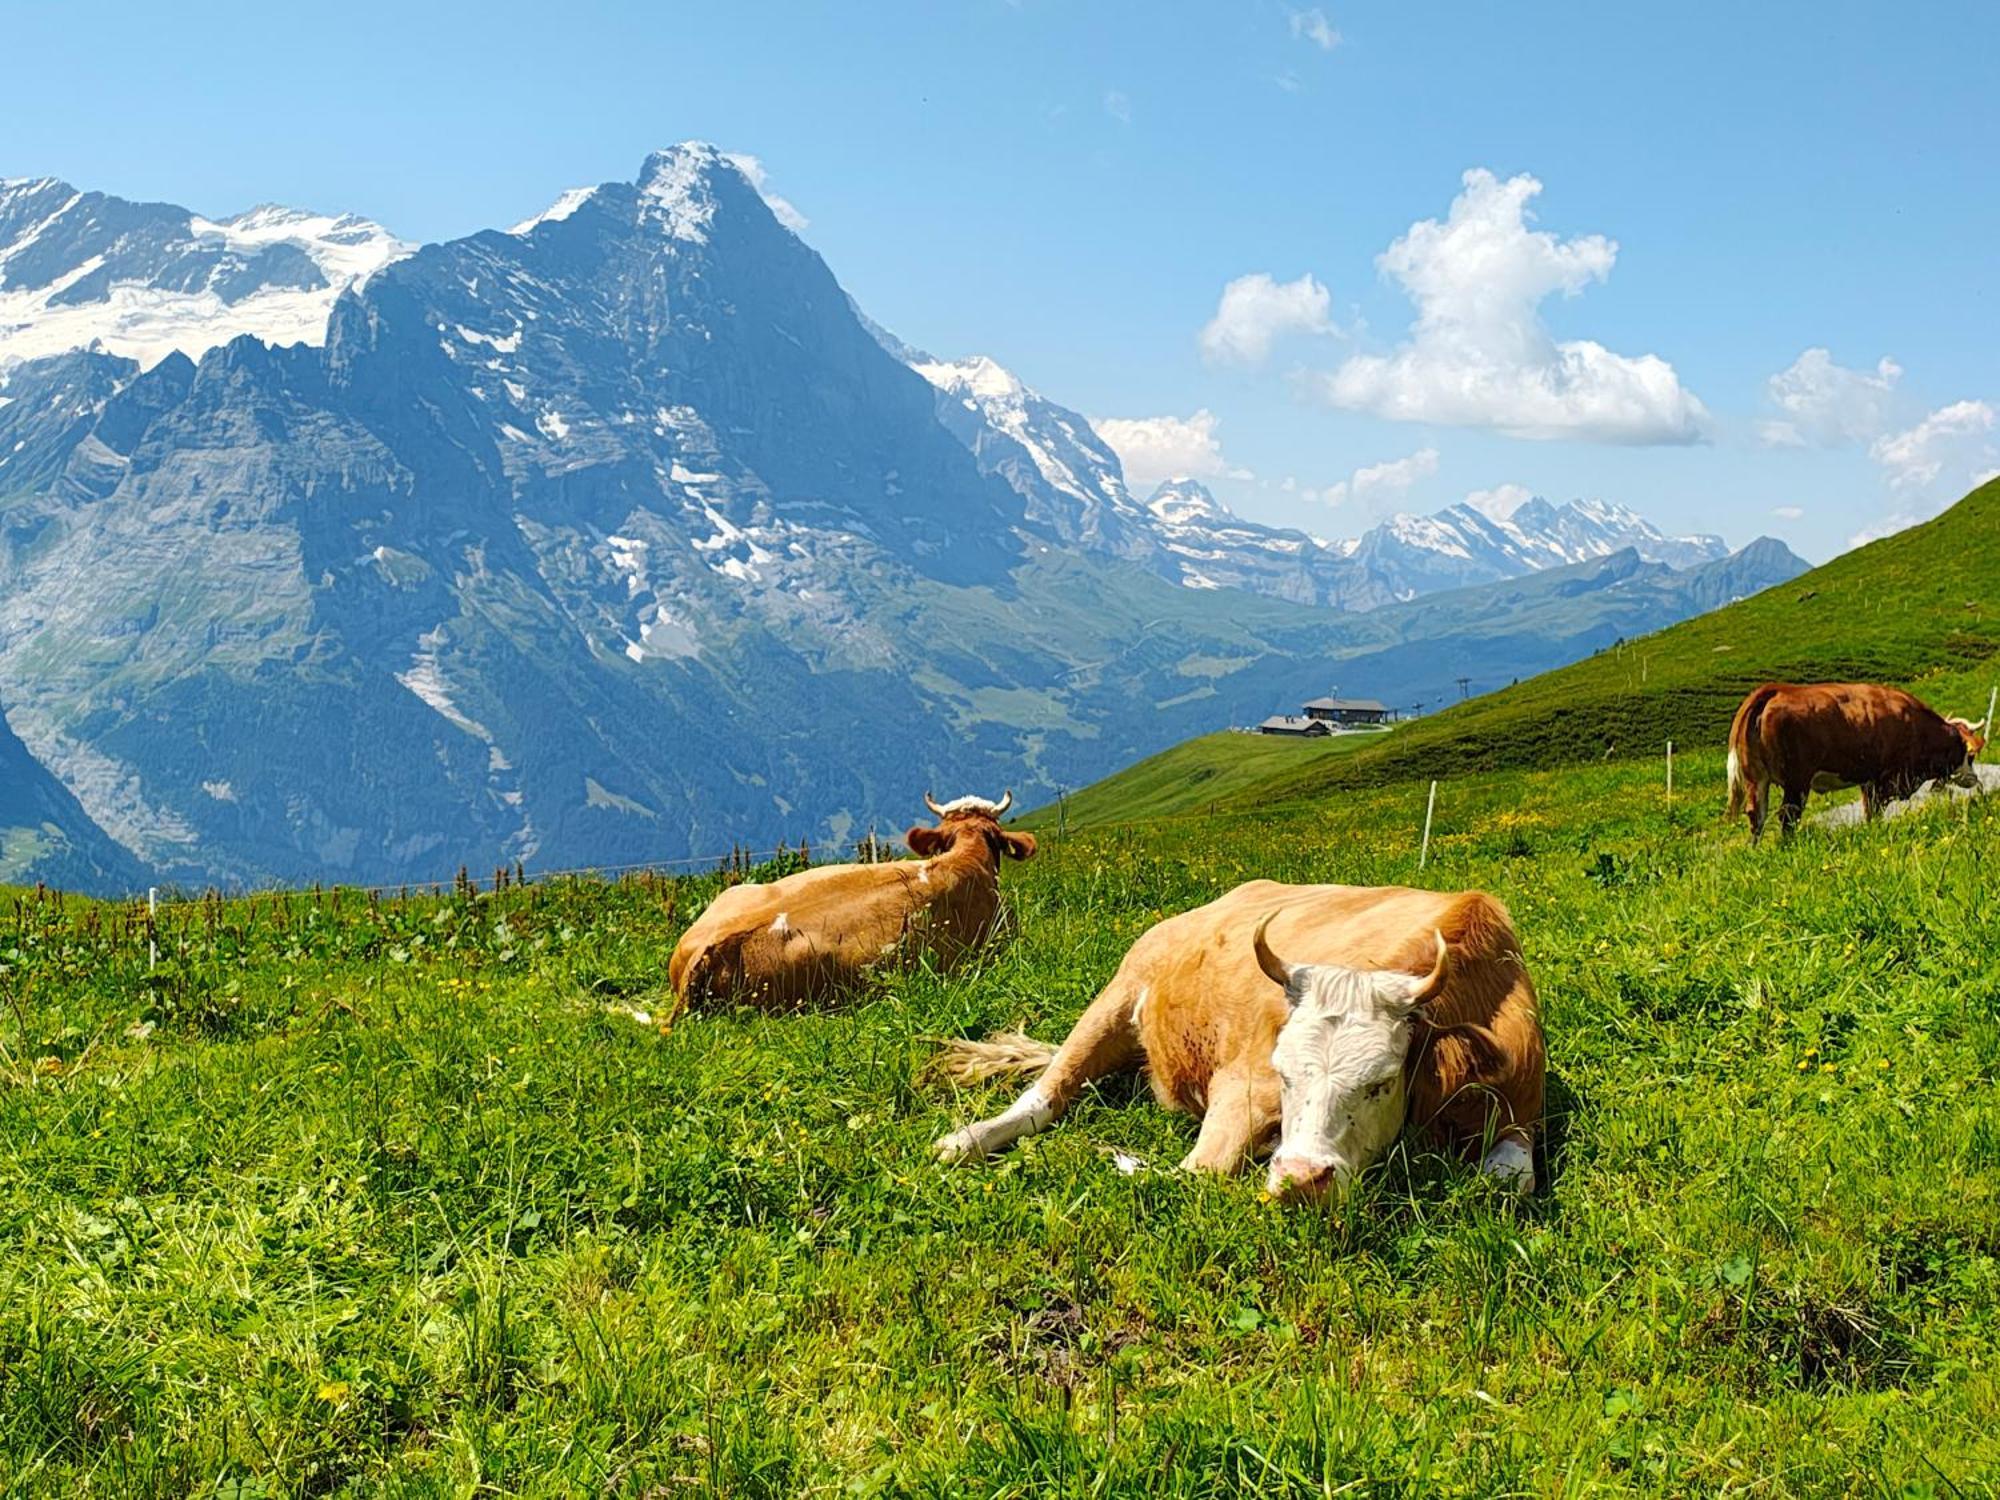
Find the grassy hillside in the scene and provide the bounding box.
[1234,479,2000,805]
[1032,727,1386,830]
[4,745,1999,1493]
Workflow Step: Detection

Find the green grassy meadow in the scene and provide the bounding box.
[4,744,1999,1495]
[6,487,2000,1495]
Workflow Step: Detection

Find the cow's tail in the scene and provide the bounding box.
[930,1031,1057,1085]
[1726,685,1780,817]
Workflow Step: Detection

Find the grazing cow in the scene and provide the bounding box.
[933,881,1545,1201]
[669,792,1036,1009]
[1726,682,1987,839]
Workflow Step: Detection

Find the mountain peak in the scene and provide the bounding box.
[633,142,792,244]
[1508,495,1560,529]
[637,144,729,242]
[1147,477,1233,525]
[913,353,1023,401]
[642,139,729,170]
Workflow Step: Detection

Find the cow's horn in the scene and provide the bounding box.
[1405,930,1452,1009]
[924,791,946,817]
[992,789,1013,816]
[1251,911,1294,989]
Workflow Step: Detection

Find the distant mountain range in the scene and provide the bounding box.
[0,148,1805,891]
[905,344,1729,610]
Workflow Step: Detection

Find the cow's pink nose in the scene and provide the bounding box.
[1267,1158,1331,1202]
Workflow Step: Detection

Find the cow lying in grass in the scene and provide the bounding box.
[669,792,1036,1009]
[934,880,1544,1200]
[1726,681,1987,838]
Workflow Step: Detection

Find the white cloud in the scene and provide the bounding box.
[1289,7,1340,49]
[1848,515,1918,549]
[1319,446,1439,508]
[1464,483,1536,521]
[1757,348,1901,447]
[1198,272,1336,366]
[1315,169,1708,444]
[1092,409,1247,488]
[1870,399,1995,492]
[721,153,808,232]
[1772,505,1805,520]
[1847,399,1997,549]
[1104,89,1131,124]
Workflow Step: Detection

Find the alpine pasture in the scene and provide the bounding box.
[3,487,1999,1495]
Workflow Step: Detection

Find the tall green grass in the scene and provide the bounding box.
[2,746,1996,1494]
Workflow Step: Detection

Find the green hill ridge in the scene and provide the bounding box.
[1039,478,2000,827]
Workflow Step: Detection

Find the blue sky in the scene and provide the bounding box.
[8,0,1996,560]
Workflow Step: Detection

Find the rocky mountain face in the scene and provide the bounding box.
[0,147,1805,892]
[0,702,150,891]
[908,353,1162,564]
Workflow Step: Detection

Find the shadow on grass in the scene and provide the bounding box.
[1537,1065,1587,1200]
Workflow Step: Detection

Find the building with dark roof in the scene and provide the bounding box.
[1301,696,1391,726]
[1255,714,1332,737]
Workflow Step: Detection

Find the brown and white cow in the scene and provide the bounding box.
[933,880,1545,1200]
[668,793,1036,1010]
[1726,682,1987,839]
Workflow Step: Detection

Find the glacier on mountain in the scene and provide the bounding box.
[0,177,408,370]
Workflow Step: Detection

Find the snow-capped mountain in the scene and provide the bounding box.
[891,346,1730,610]
[0,175,409,370]
[1340,494,1727,608]
[1124,476,1730,611]
[908,353,1161,561]
[0,146,1804,890]
[1137,478,1356,602]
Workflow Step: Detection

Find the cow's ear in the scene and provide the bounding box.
[1000,831,1038,862]
[906,825,948,857]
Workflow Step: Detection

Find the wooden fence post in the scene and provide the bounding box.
[1419,779,1438,871]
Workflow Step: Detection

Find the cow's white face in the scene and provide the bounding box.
[1254,919,1449,1202]
[1265,965,1422,1199]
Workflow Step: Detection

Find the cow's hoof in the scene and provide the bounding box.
[1480,1138,1535,1193]
[933,1128,986,1164]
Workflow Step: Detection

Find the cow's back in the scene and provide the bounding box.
[670,861,936,1007]
[1122,881,1542,1151]
[1748,682,1957,790]
[672,848,1013,1007]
